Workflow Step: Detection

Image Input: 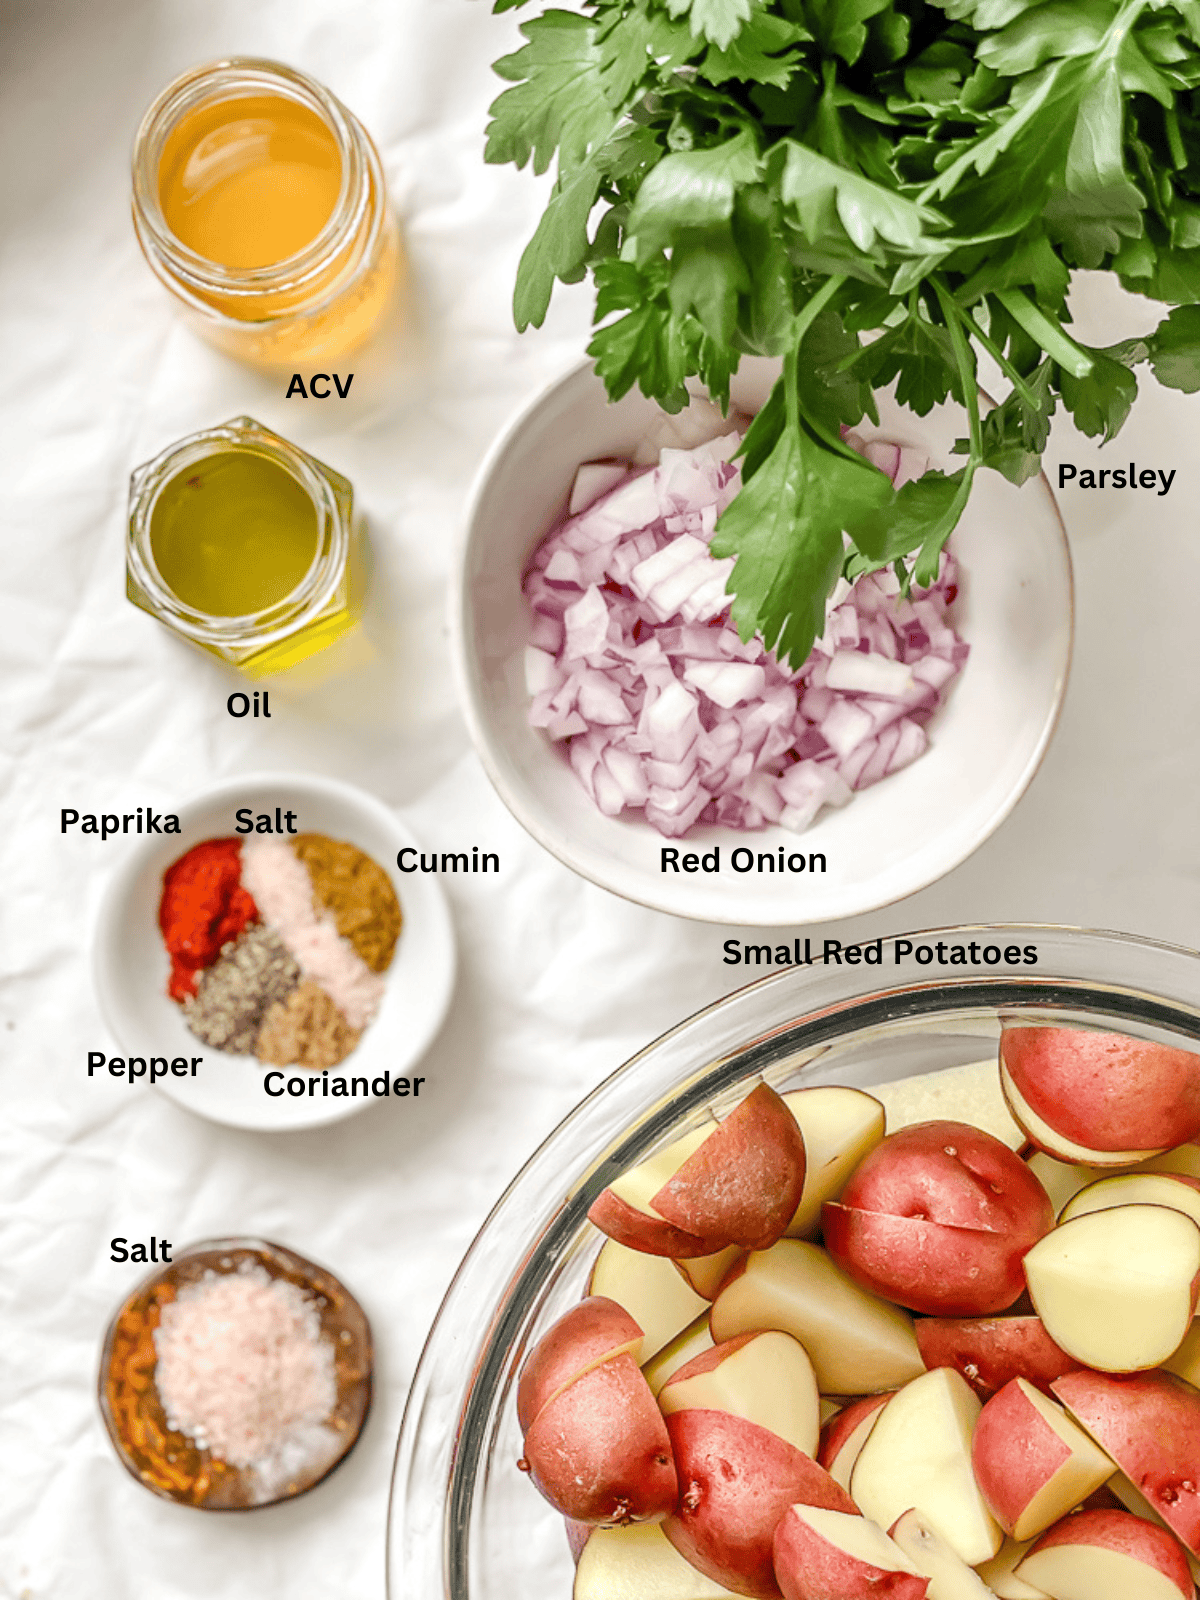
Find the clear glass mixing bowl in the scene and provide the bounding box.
[387,925,1200,1598]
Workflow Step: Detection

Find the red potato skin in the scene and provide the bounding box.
[587,1185,718,1257]
[652,1085,807,1253]
[840,1121,1054,1241]
[772,1507,929,1600]
[565,1519,591,1564]
[664,1409,857,1598]
[971,1378,1072,1536]
[517,1296,643,1432]
[821,1203,1030,1315]
[1022,1509,1194,1599]
[520,1352,677,1524]
[817,1393,892,1471]
[666,1331,763,1386]
[914,1315,1083,1399]
[1051,1370,1200,1557]
[1001,1028,1200,1153]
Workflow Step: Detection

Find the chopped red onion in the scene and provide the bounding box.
[521,428,967,838]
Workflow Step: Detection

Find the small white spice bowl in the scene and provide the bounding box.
[453,356,1074,925]
[93,772,456,1131]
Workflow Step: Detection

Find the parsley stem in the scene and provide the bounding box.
[932,280,982,465]
[957,303,1041,412]
[785,273,847,435]
[995,288,1093,379]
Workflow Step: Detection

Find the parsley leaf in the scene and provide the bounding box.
[713,417,891,667]
[1149,304,1200,390]
[486,11,614,176]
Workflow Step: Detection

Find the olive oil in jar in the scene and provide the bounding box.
[127,417,363,678]
[150,452,319,617]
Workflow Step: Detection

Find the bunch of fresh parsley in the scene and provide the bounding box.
[485,0,1200,667]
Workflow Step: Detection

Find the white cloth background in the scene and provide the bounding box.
[2,2,1199,1596]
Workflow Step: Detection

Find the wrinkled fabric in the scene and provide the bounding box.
[3,3,1200,1597]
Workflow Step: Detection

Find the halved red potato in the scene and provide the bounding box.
[822,1205,1030,1317]
[822,1120,1053,1315]
[1014,1509,1193,1600]
[1052,1369,1200,1557]
[1000,1027,1200,1156]
[589,1086,806,1258]
[914,1314,1082,1399]
[970,1378,1114,1541]
[1023,1205,1200,1372]
[664,1409,856,1598]
[773,1506,928,1600]
[521,1352,677,1524]
[711,1239,924,1394]
[517,1297,644,1432]
[659,1332,820,1460]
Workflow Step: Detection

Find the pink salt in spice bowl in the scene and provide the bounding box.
[98,1236,372,1510]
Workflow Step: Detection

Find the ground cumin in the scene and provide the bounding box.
[256,980,362,1069]
[290,834,401,973]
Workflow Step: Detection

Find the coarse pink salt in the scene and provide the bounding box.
[153,1263,336,1475]
[241,838,385,1029]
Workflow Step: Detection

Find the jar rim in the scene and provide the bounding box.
[127,416,351,648]
[130,58,372,301]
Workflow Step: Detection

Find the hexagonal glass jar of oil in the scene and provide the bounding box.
[127,416,364,677]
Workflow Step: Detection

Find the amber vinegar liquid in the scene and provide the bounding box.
[158,94,342,271]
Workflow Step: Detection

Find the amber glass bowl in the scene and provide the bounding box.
[99,1236,371,1510]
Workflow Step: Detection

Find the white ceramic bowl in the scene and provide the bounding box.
[454,358,1073,925]
[93,772,455,1131]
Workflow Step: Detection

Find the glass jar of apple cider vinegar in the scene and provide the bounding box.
[131,60,399,367]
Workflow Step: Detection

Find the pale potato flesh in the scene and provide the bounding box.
[641,1314,714,1398]
[1017,1544,1188,1600]
[1060,1174,1200,1230]
[875,1058,1026,1151]
[1025,1150,1110,1213]
[711,1239,924,1394]
[782,1087,885,1237]
[659,1331,820,1456]
[1136,1145,1200,1179]
[977,1539,1050,1600]
[589,1239,708,1361]
[827,1405,886,1491]
[890,1507,997,1600]
[574,1521,742,1599]
[675,1245,742,1299]
[1024,1204,1200,1371]
[1162,1318,1200,1385]
[850,1368,1002,1566]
